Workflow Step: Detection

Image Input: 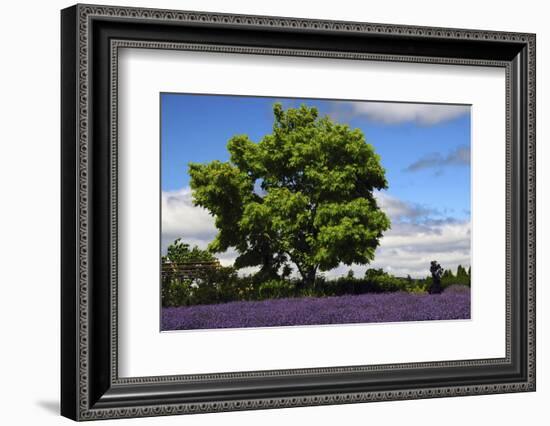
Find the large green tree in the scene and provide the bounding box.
[189,103,390,287]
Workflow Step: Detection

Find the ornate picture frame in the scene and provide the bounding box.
[61,4,535,421]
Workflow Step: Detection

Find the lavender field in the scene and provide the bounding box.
[161,285,470,331]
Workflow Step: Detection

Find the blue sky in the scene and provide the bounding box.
[160,93,471,277]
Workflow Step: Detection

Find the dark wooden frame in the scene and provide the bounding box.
[61,3,536,421]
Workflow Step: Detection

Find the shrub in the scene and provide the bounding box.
[162,259,469,307]
[162,266,256,306]
[162,278,193,307]
[193,266,248,305]
[258,280,296,299]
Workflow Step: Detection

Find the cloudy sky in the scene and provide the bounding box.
[161,94,471,278]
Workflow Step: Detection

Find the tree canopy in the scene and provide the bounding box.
[189,103,390,286]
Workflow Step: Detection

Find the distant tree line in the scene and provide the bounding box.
[161,239,470,307]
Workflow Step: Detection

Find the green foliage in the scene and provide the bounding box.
[162,265,257,307]
[439,264,471,288]
[364,268,387,280]
[163,238,215,263]
[192,267,248,305]
[162,279,194,307]
[189,104,390,286]
[161,240,472,307]
[258,280,297,299]
[162,265,470,307]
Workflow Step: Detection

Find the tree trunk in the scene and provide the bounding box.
[289,254,318,289]
[300,267,318,289]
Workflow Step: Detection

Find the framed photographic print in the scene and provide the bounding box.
[61,4,536,421]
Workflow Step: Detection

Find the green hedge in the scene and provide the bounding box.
[162,266,470,307]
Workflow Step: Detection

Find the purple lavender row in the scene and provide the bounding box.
[162,285,470,331]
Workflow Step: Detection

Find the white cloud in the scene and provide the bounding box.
[161,188,257,271]
[336,101,469,125]
[368,220,470,277]
[161,188,470,278]
[161,188,217,253]
[374,190,436,221]
[326,193,470,278]
[323,219,470,279]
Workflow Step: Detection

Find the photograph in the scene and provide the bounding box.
[160,94,472,331]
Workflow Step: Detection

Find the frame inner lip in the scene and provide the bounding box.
[109,38,513,385]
